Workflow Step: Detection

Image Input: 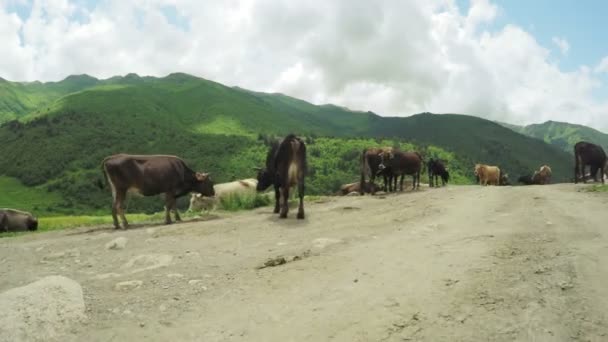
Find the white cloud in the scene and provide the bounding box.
[0,0,607,131]
[552,36,570,55]
[596,56,608,74]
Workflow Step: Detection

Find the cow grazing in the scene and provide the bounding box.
[0,209,38,232]
[188,179,258,211]
[428,158,450,187]
[379,150,422,191]
[101,154,215,229]
[338,181,380,196]
[255,135,307,219]
[532,165,552,185]
[574,142,607,184]
[360,147,393,195]
[474,164,501,186]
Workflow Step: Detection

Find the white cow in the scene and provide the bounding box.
[189,178,258,212]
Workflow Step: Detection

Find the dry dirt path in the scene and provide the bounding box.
[1,184,608,341]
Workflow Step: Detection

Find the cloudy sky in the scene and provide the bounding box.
[1,0,608,130]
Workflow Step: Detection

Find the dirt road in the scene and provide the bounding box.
[2,184,608,341]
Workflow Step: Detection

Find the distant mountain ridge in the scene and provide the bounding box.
[499,120,608,154]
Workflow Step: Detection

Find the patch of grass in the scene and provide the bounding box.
[585,185,608,193]
[218,192,271,211]
[0,176,62,215]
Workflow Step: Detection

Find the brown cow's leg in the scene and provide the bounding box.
[115,190,129,229]
[297,180,305,219]
[279,187,289,219]
[111,196,120,229]
[173,197,182,222]
[273,185,280,214]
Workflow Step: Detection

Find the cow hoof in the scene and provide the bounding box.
[165,221,173,225]
[279,214,287,219]
[297,213,305,219]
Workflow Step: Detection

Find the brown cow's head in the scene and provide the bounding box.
[193,172,215,197]
[255,168,274,192]
[377,150,394,171]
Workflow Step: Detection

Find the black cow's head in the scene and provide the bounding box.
[192,173,215,197]
[255,168,274,192]
[28,216,38,231]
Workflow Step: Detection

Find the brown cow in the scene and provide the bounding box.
[378,150,422,191]
[0,209,38,232]
[255,134,307,219]
[532,165,552,185]
[474,164,500,186]
[101,154,215,229]
[574,141,607,183]
[360,147,393,195]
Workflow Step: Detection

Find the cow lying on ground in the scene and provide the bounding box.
[360,147,393,195]
[0,209,38,232]
[532,165,552,185]
[428,158,449,187]
[101,154,215,229]
[474,164,501,186]
[189,179,258,211]
[518,175,536,185]
[338,181,380,196]
[575,141,607,184]
[379,150,422,191]
[255,134,307,219]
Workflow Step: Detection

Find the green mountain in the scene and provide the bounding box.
[503,121,608,154]
[0,73,573,215]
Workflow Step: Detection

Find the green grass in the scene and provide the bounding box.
[584,185,608,193]
[218,192,272,211]
[0,211,209,238]
[0,176,62,215]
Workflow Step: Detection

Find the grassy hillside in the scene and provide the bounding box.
[499,120,608,154]
[0,73,574,215]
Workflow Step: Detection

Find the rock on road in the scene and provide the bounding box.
[1,184,608,341]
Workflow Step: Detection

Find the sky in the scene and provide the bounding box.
[1,0,608,131]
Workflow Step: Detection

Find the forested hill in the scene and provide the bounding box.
[0,73,573,214]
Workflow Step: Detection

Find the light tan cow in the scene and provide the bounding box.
[188,178,258,212]
[532,165,552,185]
[474,164,501,186]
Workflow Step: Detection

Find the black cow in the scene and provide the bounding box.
[256,134,307,219]
[427,158,450,187]
[101,154,215,229]
[517,175,536,185]
[574,141,607,184]
[0,209,38,232]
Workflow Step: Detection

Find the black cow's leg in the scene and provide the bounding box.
[273,185,280,214]
[164,193,174,225]
[400,174,404,191]
[116,190,129,229]
[173,195,182,222]
[297,179,305,219]
[279,187,289,219]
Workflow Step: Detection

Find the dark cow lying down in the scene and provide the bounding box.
[101,154,215,229]
[338,181,380,196]
[256,135,307,219]
[0,209,38,232]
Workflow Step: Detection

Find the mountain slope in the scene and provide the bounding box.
[0,73,574,214]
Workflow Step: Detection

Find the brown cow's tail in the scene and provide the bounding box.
[97,158,109,189]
